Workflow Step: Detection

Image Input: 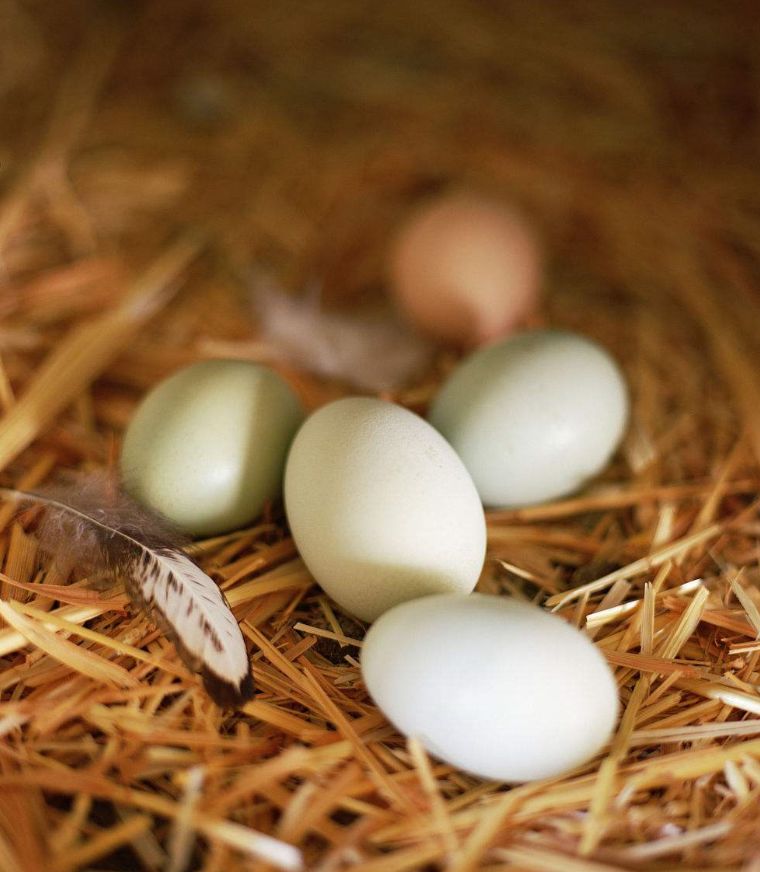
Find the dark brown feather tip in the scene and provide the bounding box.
[203,668,255,708]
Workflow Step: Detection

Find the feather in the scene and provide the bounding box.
[0,476,254,708]
[252,277,434,392]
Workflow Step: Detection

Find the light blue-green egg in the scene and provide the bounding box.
[428,330,629,507]
[121,360,304,536]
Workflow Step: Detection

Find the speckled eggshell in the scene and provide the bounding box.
[284,397,486,622]
[121,360,304,536]
[362,593,619,782]
[388,192,541,346]
[429,330,629,507]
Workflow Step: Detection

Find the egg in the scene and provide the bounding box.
[388,191,541,346]
[121,360,304,536]
[284,397,486,622]
[362,593,619,782]
[428,330,629,507]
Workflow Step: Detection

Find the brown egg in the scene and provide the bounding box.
[388,192,541,346]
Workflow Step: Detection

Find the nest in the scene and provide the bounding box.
[2,1,760,869]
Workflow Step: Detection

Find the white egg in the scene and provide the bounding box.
[428,330,629,507]
[284,398,486,622]
[362,593,619,782]
[121,360,304,536]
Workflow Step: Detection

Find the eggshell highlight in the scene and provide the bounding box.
[429,330,629,506]
[361,593,619,782]
[284,398,486,622]
[121,360,304,536]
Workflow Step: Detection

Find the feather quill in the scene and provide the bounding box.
[0,476,254,707]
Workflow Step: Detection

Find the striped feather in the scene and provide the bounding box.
[0,482,254,707]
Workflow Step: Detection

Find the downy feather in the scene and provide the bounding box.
[252,278,434,391]
[0,476,254,707]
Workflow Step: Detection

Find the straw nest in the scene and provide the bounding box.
[2,1,760,870]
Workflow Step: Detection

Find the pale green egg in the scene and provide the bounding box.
[121,360,304,536]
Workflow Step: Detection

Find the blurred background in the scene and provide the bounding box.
[2,0,758,302]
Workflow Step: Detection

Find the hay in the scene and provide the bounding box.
[1,1,760,869]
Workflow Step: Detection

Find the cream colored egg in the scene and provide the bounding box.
[429,330,629,506]
[284,398,486,622]
[389,191,541,346]
[362,594,619,782]
[121,360,303,536]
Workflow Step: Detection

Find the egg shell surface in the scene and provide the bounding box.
[429,330,629,506]
[389,192,541,347]
[121,359,304,536]
[284,397,486,622]
[362,593,619,782]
